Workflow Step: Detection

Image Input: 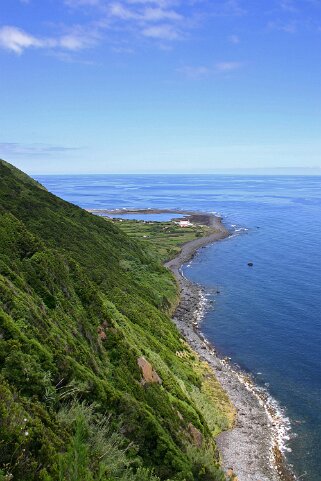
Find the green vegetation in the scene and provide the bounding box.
[0,160,234,481]
[113,219,211,262]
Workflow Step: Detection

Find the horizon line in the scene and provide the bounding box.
[29,170,321,177]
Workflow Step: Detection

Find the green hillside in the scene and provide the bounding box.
[0,160,234,481]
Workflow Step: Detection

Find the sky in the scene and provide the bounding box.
[0,0,321,174]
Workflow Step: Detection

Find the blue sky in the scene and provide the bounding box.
[1,0,321,174]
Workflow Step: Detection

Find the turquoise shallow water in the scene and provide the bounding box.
[35,174,321,480]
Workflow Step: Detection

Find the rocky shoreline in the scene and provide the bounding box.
[165,215,296,481]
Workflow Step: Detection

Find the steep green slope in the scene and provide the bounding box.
[0,160,233,481]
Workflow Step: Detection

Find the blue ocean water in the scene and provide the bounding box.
[35,174,321,481]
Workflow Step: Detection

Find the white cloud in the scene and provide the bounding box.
[2,0,249,58]
[179,60,243,78]
[0,25,98,54]
[0,26,44,54]
[141,7,182,21]
[107,1,185,40]
[109,3,138,20]
[142,24,181,39]
[104,0,247,44]
[65,0,195,43]
[59,34,91,50]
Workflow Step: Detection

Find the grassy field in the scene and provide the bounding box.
[112,218,213,262]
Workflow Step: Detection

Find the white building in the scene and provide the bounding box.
[177,220,193,228]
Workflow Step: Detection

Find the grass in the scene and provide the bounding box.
[111,219,213,262]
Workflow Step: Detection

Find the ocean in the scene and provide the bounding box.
[35,174,321,481]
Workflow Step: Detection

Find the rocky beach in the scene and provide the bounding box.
[165,214,296,481]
